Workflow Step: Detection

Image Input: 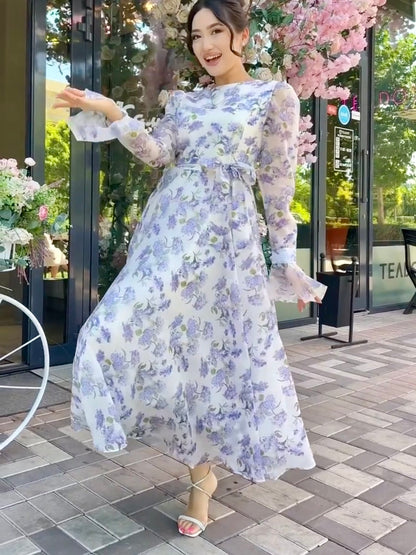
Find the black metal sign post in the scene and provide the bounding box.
[300,254,368,349]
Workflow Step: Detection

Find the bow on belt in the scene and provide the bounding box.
[175,158,257,188]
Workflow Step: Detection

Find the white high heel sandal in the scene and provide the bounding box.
[177,469,215,538]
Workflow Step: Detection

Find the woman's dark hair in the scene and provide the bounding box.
[187,0,250,58]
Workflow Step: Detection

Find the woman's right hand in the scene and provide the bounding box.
[52,87,123,122]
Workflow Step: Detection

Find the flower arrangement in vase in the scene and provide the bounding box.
[0,157,68,279]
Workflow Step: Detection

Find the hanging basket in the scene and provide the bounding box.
[0,241,16,272]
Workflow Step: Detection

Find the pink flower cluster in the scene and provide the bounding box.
[266,0,386,99]
[297,115,317,165]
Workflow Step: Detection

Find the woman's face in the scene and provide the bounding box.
[191,8,248,80]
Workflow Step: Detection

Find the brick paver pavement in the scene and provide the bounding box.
[1,310,416,554]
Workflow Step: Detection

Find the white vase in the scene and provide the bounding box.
[0,241,15,271]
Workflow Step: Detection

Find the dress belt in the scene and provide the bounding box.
[174,159,257,186]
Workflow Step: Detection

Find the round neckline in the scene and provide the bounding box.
[208,79,262,90]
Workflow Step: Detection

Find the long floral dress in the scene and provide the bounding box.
[68,79,326,482]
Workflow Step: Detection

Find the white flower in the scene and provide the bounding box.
[0,226,33,245]
[244,48,258,65]
[254,67,273,81]
[259,51,272,65]
[283,54,293,69]
[24,157,36,167]
[177,6,190,24]
[165,26,179,40]
[162,0,181,15]
[158,89,170,108]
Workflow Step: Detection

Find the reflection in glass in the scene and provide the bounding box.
[372,11,416,307]
[43,0,71,344]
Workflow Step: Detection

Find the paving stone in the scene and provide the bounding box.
[307,515,373,551]
[359,481,407,507]
[242,481,312,512]
[172,535,229,554]
[361,544,403,555]
[308,540,355,554]
[143,546,182,555]
[383,500,416,521]
[131,507,180,541]
[13,429,47,448]
[149,455,189,478]
[299,478,352,504]
[153,498,187,521]
[87,505,143,539]
[82,475,131,502]
[1,501,54,535]
[29,492,81,523]
[202,512,255,544]
[367,464,416,489]
[280,467,318,485]
[346,451,387,470]
[57,483,107,511]
[0,456,49,479]
[4,463,63,487]
[213,474,252,499]
[241,522,306,554]
[282,495,336,524]
[105,468,154,494]
[176,493,233,521]
[60,515,117,551]
[220,491,275,522]
[67,459,120,481]
[95,530,162,554]
[264,513,327,550]
[0,537,41,555]
[324,499,405,540]
[1,442,33,461]
[16,473,76,499]
[0,513,24,543]
[29,424,65,441]
[0,489,25,509]
[114,488,170,515]
[50,436,92,457]
[29,442,72,463]
[127,461,175,485]
[31,526,87,555]
[218,536,270,555]
[56,451,105,471]
[379,521,416,553]
[312,464,382,496]
[351,438,399,457]
[158,479,189,498]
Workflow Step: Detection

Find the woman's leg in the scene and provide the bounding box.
[178,463,218,536]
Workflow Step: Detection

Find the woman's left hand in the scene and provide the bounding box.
[297,296,322,312]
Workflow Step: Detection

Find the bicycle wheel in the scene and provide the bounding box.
[0,293,50,450]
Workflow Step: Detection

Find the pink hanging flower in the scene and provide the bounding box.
[38,205,49,221]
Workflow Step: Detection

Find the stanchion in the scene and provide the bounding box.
[300,253,368,349]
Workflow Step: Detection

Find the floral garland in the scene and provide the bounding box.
[147,0,385,162]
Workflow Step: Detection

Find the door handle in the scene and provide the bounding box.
[360,148,368,203]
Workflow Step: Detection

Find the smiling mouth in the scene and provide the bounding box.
[205,54,222,64]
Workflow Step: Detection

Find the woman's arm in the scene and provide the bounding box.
[54,87,179,168]
[257,83,326,309]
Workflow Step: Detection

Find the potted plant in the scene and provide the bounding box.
[0,157,68,279]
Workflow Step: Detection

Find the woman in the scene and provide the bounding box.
[54,0,326,538]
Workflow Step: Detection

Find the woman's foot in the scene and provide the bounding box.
[178,464,218,537]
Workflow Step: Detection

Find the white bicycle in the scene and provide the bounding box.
[0,283,50,451]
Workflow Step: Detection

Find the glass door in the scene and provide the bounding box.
[25,0,97,368]
[324,61,370,310]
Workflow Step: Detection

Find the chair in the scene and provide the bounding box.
[402,228,416,314]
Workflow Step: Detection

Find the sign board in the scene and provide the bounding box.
[334,127,354,173]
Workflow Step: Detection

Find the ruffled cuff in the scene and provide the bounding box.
[68,89,145,142]
[267,263,327,303]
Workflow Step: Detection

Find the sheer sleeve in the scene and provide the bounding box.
[257,83,327,303]
[68,89,181,168]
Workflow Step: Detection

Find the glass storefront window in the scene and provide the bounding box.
[372,11,416,306]
[43,1,71,343]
